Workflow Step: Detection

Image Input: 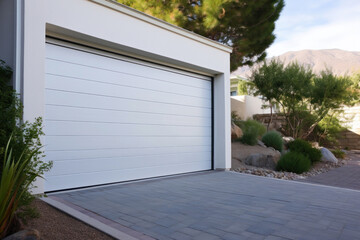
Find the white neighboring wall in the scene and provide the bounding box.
[1,0,232,193]
[231,95,271,120]
[342,105,360,134]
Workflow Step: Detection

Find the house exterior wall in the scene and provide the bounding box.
[338,105,360,150]
[11,0,232,193]
[231,96,270,120]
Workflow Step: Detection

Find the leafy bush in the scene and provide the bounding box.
[262,131,283,152]
[0,60,52,234]
[288,139,322,163]
[231,111,242,127]
[313,115,345,146]
[240,128,258,145]
[238,119,266,146]
[276,152,311,174]
[331,149,345,159]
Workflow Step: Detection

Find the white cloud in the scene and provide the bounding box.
[267,0,360,56]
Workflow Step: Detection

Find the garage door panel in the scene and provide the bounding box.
[46,152,211,176]
[45,136,211,151]
[45,91,211,118]
[46,75,211,108]
[45,161,211,191]
[44,43,212,191]
[44,121,211,137]
[46,60,211,98]
[45,145,211,161]
[46,44,211,89]
[45,105,211,126]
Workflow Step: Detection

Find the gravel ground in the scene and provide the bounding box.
[25,199,114,240]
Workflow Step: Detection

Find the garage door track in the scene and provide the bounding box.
[50,171,360,240]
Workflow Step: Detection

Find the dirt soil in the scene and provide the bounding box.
[25,199,114,240]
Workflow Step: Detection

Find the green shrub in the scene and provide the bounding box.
[276,152,311,174]
[0,60,52,233]
[331,149,345,159]
[308,147,322,163]
[288,139,321,163]
[231,111,242,127]
[238,119,266,145]
[240,127,258,145]
[262,131,283,152]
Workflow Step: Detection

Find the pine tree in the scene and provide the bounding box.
[117,0,284,71]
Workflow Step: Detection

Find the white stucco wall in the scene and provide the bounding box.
[17,0,232,193]
[231,95,271,120]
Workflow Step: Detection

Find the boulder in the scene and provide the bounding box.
[320,147,338,164]
[244,153,281,170]
[232,142,281,170]
[267,147,276,152]
[3,230,40,240]
[311,142,320,149]
[257,140,267,148]
[231,122,243,140]
[282,136,294,144]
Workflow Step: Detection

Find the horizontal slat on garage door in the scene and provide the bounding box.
[46,145,211,161]
[46,74,211,108]
[45,105,211,126]
[46,161,210,191]
[46,59,211,98]
[44,43,212,191]
[45,91,211,118]
[45,136,211,151]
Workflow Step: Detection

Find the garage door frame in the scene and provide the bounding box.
[44,37,215,192]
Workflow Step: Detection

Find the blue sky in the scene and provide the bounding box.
[267,0,360,56]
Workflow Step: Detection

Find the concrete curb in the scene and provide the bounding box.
[41,196,153,240]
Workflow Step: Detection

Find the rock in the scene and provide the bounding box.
[232,142,281,166]
[341,149,349,155]
[244,153,281,170]
[257,140,266,148]
[282,136,294,144]
[311,142,320,148]
[3,229,40,240]
[320,147,338,164]
[231,122,243,140]
[268,147,276,152]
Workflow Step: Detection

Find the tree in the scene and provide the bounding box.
[250,59,360,139]
[117,0,285,71]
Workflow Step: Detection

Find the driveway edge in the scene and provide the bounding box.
[41,196,154,240]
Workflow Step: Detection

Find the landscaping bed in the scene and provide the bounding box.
[231,142,349,180]
[232,157,347,180]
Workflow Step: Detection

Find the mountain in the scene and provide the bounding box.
[231,49,360,78]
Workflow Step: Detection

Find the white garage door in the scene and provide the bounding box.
[44,43,212,191]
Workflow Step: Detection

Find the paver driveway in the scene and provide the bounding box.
[53,171,360,240]
[300,152,360,190]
